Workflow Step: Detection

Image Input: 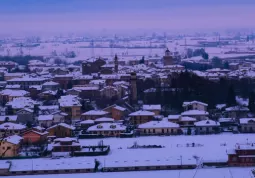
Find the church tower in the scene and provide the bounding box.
[163,48,173,66]
[114,54,118,73]
[130,72,137,103]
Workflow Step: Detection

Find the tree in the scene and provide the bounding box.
[212,57,222,68]
[224,61,229,69]
[139,56,145,64]
[249,91,255,113]
[202,52,209,60]
[226,85,236,107]
[26,121,32,128]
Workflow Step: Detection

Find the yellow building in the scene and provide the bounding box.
[0,135,23,157]
[58,95,81,121]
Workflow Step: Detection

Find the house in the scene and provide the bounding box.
[218,118,238,132]
[80,120,95,130]
[47,123,75,138]
[0,135,23,157]
[81,110,109,120]
[138,120,180,135]
[58,95,81,122]
[142,105,161,115]
[103,105,127,120]
[0,89,30,105]
[0,122,26,137]
[0,115,17,124]
[16,108,34,124]
[194,119,220,134]
[87,123,126,137]
[239,118,255,133]
[178,117,197,127]
[51,137,81,153]
[129,110,155,125]
[38,115,54,128]
[42,81,60,91]
[227,143,255,166]
[94,117,114,124]
[225,106,249,119]
[100,86,120,99]
[22,129,48,144]
[181,110,209,121]
[182,101,208,111]
[167,115,181,123]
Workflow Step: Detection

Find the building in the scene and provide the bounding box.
[239,118,255,133]
[227,143,255,166]
[100,86,119,99]
[218,118,238,132]
[7,77,47,90]
[181,110,209,121]
[51,137,81,153]
[47,123,75,138]
[22,129,48,144]
[87,123,126,137]
[58,95,81,122]
[138,120,180,135]
[130,72,137,103]
[0,122,26,137]
[129,110,155,125]
[38,115,54,128]
[225,106,249,119]
[53,74,73,90]
[142,105,161,115]
[163,49,174,66]
[0,135,23,157]
[182,101,208,111]
[82,58,106,75]
[0,89,30,105]
[81,110,109,120]
[94,117,114,124]
[16,108,34,125]
[194,119,220,134]
[0,115,17,124]
[42,81,60,91]
[103,105,127,121]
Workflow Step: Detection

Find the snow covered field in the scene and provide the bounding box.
[5,167,255,178]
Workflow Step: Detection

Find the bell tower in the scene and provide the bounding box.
[130,72,137,103]
[114,54,118,73]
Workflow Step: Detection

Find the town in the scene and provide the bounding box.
[0,32,255,177]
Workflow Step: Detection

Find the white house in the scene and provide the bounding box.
[181,110,209,121]
[194,119,220,134]
[87,123,126,137]
[239,118,255,133]
[182,101,208,111]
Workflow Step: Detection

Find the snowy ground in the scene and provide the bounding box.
[5,167,255,178]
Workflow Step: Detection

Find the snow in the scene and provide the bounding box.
[54,137,77,142]
[168,115,181,120]
[183,101,208,107]
[218,118,235,123]
[194,120,220,127]
[38,115,54,121]
[0,89,29,97]
[0,115,17,122]
[58,95,81,107]
[129,110,155,116]
[225,106,249,112]
[216,104,226,110]
[113,105,126,111]
[6,97,39,109]
[239,118,255,124]
[0,122,26,130]
[95,117,114,122]
[80,120,95,124]
[142,105,161,111]
[3,167,255,178]
[180,117,197,122]
[3,135,23,145]
[87,123,126,132]
[47,123,75,130]
[138,120,179,129]
[42,81,59,86]
[181,110,209,116]
[82,110,109,116]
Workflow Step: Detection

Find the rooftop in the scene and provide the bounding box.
[138,120,179,129]
[129,110,155,116]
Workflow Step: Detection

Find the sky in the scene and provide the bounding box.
[0,0,255,35]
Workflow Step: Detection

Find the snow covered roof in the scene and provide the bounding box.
[87,123,126,131]
[138,120,179,129]
[216,104,226,110]
[142,104,161,111]
[6,97,39,109]
[42,81,59,86]
[0,115,17,122]
[3,135,23,145]
[181,110,209,116]
[82,110,109,116]
[183,101,208,107]
[5,84,21,89]
[129,110,155,116]
[113,105,126,111]
[80,120,95,124]
[180,116,197,122]
[95,117,114,122]
[0,122,26,130]
[47,123,75,130]
[54,137,77,142]
[58,95,81,107]
[239,118,255,124]
[194,119,220,127]
[218,118,235,123]
[0,89,29,97]
[168,115,181,120]
[225,106,249,112]
[39,105,59,110]
[38,115,54,121]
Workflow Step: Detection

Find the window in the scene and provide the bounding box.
[75,169,80,172]
[65,170,70,172]
[153,129,155,133]
[232,157,237,162]
[54,170,58,173]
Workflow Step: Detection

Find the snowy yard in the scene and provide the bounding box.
[5,167,255,178]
